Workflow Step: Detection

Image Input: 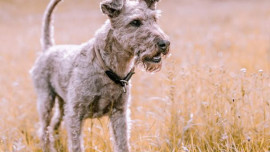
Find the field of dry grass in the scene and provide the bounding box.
[1,0,270,151]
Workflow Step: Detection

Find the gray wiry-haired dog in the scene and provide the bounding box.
[31,0,170,151]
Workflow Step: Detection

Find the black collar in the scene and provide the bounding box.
[105,68,135,87]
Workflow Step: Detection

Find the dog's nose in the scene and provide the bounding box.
[157,40,170,51]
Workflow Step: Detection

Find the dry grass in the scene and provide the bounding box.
[1,0,270,151]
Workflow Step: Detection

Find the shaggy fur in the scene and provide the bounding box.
[30,0,170,151]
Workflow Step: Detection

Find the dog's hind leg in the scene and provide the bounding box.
[50,96,64,132]
[49,96,64,151]
[36,88,56,152]
[65,103,84,152]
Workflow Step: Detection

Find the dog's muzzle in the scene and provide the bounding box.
[145,39,170,63]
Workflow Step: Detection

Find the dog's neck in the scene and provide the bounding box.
[94,21,135,78]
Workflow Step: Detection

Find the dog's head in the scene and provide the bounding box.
[101,0,170,72]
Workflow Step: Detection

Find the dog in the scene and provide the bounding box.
[31,0,170,151]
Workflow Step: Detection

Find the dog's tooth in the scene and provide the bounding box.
[153,56,161,60]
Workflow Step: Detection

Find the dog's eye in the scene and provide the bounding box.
[130,20,142,27]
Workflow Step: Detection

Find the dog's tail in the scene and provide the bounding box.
[41,0,62,51]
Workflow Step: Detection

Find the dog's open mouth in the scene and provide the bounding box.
[145,53,162,63]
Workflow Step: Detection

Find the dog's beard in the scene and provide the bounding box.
[135,48,163,72]
[142,60,162,72]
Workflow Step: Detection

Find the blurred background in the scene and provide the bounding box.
[1,0,270,151]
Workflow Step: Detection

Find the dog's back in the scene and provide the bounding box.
[31,45,81,100]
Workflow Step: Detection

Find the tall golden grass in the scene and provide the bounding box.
[1,0,270,151]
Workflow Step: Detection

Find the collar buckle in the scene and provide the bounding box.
[105,69,135,93]
[120,80,128,93]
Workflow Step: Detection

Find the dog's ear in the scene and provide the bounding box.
[140,0,159,10]
[101,0,125,18]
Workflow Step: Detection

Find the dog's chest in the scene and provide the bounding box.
[87,85,128,118]
[75,74,129,118]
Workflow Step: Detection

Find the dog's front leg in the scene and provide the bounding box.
[65,107,84,152]
[110,109,130,152]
